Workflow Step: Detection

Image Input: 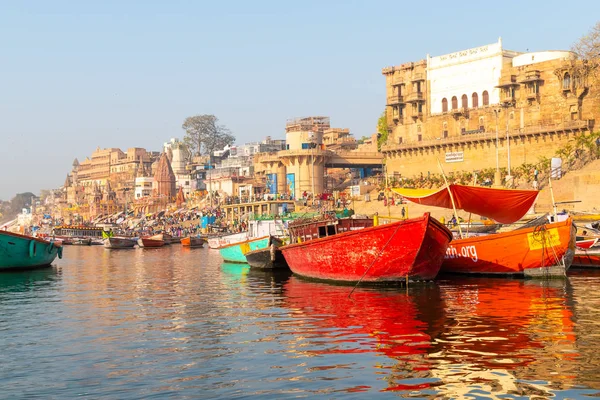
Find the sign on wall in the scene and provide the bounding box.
[286,173,295,199]
[445,151,464,163]
[266,173,277,195]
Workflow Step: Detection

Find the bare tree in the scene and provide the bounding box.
[181,115,235,156]
[571,21,600,78]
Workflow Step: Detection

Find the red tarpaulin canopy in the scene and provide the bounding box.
[393,184,539,224]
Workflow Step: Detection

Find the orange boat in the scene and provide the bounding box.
[394,184,576,277]
[443,217,576,277]
[181,236,205,248]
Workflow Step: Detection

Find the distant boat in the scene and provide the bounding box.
[104,236,137,249]
[219,236,271,263]
[138,235,165,248]
[181,236,205,248]
[281,213,452,284]
[0,231,63,270]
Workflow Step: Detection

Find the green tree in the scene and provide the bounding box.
[182,115,235,156]
[376,111,388,150]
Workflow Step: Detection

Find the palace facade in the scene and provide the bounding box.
[381,38,600,180]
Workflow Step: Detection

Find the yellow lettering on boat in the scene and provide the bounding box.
[527,228,561,250]
[240,242,251,254]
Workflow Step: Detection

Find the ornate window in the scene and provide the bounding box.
[472,92,479,108]
[461,94,468,109]
[451,96,458,110]
[442,98,448,112]
[563,73,571,90]
[482,90,489,106]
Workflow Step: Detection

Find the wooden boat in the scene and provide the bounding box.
[280,213,452,284]
[208,232,248,249]
[70,237,92,246]
[572,248,600,268]
[394,184,575,277]
[104,236,137,249]
[218,236,271,263]
[181,236,205,248]
[245,237,287,270]
[137,236,165,248]
[576,238,598,249]
[443,217,576,277]
[0,231,63,270]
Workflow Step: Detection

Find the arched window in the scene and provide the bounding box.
[482,90,489,106]
[563,73,571,90]
[472,92,479,108]
[451,96,458,110]
[442,98,448,112]
[461,94,468,109]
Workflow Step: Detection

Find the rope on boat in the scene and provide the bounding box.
[532,225,563,277]
[348,221,403,298]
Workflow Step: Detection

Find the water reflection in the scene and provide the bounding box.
[282,278,446,393]
[0,267,60,295]
[2,246,600,397]
[432,277,578,398]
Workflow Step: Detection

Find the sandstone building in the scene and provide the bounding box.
[381,38,599,181]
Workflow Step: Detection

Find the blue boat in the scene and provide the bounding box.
[218,236,270,263]
[0,231,63,270]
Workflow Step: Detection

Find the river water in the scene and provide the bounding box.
[1,246,600,399]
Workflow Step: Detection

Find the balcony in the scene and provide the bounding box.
[386,94,405,105]
[410,73,425,82]
[520,70,541,83]
[406,92,425,103]
[500,93,515,105]
[496,75,518,88]
[391,76,405,86]
[525,91,539,101]
[411,111,423,120]
[451,107,468,118]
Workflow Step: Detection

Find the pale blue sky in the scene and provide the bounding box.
[1,0,598,200]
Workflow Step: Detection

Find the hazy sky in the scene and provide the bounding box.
[1,0,598,200]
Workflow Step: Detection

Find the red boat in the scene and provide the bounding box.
[572,248,600,268]
[394,184,576,277]
[280,213,452,284]
[576,238,598,249]
[137,235,165,248]
[181,236,206,248]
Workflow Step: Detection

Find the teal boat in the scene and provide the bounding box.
[0,231,63,270]
[218,236,270,263]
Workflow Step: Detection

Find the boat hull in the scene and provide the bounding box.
[219,236,270,263]
[0,231,62,270]
[442,217,576,277]
[104,237,137,249]
[208,232,248,249]
[280,213,452,284]
[181,236,205,248]
[245,245,287,270]
[138,237,165,248]
[572,248,600,268]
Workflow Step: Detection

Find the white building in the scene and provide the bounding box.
[134,177,153,199]
[427,38,521,114]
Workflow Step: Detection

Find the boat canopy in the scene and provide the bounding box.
[392,185,539,224]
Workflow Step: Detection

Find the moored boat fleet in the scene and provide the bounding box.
[2,183,600,281]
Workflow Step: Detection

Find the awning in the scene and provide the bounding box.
[393,184,539,224]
